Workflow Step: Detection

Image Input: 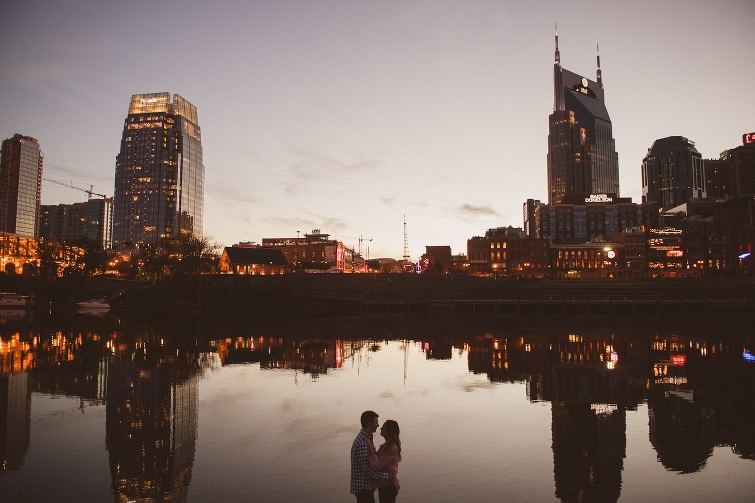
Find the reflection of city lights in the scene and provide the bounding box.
[591,403,618,416]
[605,346,618,369]
[655,376,688,385]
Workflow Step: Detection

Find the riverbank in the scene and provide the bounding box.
[2,273,754,318]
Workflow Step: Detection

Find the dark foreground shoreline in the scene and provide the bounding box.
[2,273,754,320]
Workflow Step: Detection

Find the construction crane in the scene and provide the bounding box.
[43,178,109,200]
[333,235,372,257]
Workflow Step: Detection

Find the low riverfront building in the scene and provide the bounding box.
[219,246,286,275]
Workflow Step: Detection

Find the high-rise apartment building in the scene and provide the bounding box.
[113,93,204,249]
[39,198,113,249]
[0,134,43,238]
[547,28,619,204]
[641,136,705,208]
[715,134,755,198]
[704,157,732,199]
[699,134,755,200]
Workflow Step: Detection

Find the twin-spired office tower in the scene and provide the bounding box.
[113,93,205,249]
[547,28,620,205]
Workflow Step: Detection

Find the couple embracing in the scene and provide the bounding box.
[350,410,402,503]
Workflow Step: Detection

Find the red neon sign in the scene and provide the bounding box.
[671,354,686,366]
[744,132,755,145]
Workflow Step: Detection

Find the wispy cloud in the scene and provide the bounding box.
[9,57,101,105]
[379,193,398,205]
[206,185,257,207]
[279,142,386,179]
[458,204,498,217]
[307,214,348,234]
[262,216,317,231]
[292,155,382,176]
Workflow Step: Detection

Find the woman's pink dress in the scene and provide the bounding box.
[369,443,400,492]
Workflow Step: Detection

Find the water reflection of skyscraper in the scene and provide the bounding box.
[106,348,199,502]
[467,332,641,502]
[215,337,345,376]
[465,329,755,497]
[647,338,755,469]
[0,372,31,471]
[552,402,625,503]
[648,389,714,473]
[32,335,108,402]
[1,334,34,471]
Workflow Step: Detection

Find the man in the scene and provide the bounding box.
[350,410,391,502]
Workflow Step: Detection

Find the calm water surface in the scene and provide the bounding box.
[0,312,753,502]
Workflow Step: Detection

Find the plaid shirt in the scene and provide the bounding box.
[350,429,389,494]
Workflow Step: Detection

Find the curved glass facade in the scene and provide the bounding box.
[0,135,43,238]
[113,93,204,249]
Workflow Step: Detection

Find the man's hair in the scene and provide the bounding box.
[360,410,378,428]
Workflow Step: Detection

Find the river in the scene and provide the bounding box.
[0,310,753,502]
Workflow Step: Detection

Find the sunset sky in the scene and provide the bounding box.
[1,0,753,259]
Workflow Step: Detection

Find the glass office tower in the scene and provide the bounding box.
[113,93,204,249]
[547,28,619,204]
[0,134,43,238]
[641,136,705,208]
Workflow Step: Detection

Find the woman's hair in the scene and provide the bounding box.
[382,420,402,462]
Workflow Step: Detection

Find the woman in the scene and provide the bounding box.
[367,419,401,503]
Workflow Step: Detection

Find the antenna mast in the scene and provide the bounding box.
[402,215,410,262]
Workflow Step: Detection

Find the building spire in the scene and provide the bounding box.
[596,43,603,88]
[553,23,564,112]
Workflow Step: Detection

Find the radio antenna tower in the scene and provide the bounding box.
[403,215,410,262]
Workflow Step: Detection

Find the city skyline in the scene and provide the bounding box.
[1,1,752,258]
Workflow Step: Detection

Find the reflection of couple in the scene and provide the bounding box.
[350,410,402,503]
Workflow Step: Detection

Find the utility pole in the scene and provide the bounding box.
[295,230,300,272]
[403,215,410,262]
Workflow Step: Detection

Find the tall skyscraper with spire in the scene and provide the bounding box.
[113,93,205,249]
[547,26,619,204]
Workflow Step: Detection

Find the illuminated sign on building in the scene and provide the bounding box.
[671,354,686,366]
[585,194,613,203]
[139,98,158,104]
[606,250,616,259]
[667,250,684,257]
[650,228,683,235]
[743,132,755,145]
